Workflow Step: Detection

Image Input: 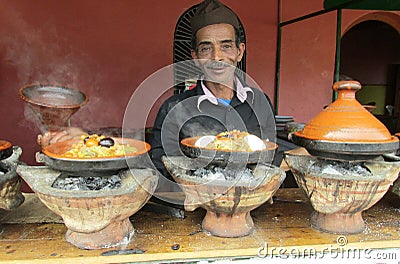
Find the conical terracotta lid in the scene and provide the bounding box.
[19,84,88,131]
[294,80,396,143]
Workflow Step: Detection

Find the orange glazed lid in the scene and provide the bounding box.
[0,140,13,160]
[0,140,12,151]
[294,80,396,143]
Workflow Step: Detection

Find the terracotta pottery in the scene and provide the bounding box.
[391,178,400,199]
[162,156,285,237]
[16,165,158,250]
[292,81,399,160]
[181,136,277,165]
[284,150,400,234]
[19,84,88,131]
[0,140,13,160]
[0,146,25,210]
[38,138,151,176]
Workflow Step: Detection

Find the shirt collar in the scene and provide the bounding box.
[197,76,254,110]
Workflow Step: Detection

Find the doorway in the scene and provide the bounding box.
[340,19,400,133]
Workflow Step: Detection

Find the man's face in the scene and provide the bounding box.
[191,23,245,85]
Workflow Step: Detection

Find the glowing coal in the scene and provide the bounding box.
[52,174,121,191]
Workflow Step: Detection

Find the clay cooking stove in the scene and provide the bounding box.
[17,84,158,249]
[0,141,24,215]
[284,80,400,234]
[163,135,286,237]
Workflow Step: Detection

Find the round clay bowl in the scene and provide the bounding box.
[180,136,277,165]
[16,165,158,249]
[284,150,400,234]
[162,156,286,237]
[19,84,88,131]
[0,140,13,161]
[40,138,151,176]
[292,80,399,159]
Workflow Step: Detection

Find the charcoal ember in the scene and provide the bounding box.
[191,165,254,181]
[309,159,372,177]
[52,174,122,190]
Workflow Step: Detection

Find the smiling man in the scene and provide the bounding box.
[150,0,276,185]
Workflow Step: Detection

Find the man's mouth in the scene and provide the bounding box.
[206,62,230,72]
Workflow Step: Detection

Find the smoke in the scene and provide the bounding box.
[0,7,90,86]
[0,6,101,131]
[23,105,47,134]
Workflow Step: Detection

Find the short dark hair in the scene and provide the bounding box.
[191,27,242,51]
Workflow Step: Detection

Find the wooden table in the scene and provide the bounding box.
[0,188,399,263]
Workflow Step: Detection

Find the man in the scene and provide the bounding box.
[150,0,276,182]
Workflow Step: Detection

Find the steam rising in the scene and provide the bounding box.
[0,6,97,130]
[0,7,93,85]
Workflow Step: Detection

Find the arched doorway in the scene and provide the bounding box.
[340,15,400,133]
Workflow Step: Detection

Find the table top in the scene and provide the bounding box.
[0,188,399,263]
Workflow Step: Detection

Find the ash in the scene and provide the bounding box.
[191,165,254,181]
[310,159,372,177]
[52,174,122,191]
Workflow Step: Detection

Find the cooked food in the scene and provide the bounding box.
[63,134,137,158]
[196,130,266,152]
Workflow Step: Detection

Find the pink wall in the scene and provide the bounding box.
[278,4,400,122]
[0,1,399,191]
[0,0,279,168]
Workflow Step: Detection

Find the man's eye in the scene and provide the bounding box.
[222,44,233,50]
[200,46,211,52]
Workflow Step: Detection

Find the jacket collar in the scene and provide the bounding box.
[197,75,254,110]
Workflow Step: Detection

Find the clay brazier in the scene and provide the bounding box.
[163,156,285,237]
[284,151,400,234]
[17,166,157,249]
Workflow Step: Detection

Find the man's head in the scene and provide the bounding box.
[190,0,245,84]
[191,0,240,38]
[190,0,243,50]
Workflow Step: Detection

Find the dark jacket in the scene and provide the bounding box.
[149,78,276,179]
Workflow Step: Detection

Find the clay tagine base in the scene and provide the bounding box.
[0,147,25,211]
[284,150,400,235]
[16,166,158,250]
[202,211,253,237]
[310,211,365,234]
[162,156,286,238]
[66,218,134,250]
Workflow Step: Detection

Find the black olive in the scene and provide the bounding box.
[98,137,115,148]
[83,136,90,144]
[171,244,180,250]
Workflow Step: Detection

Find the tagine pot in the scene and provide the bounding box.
[291,80,399,160]
[0,144,25,210]
[16,166,158,249]
[284,150,400,234]
[162,156,285,237]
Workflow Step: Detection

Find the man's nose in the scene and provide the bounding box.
[211,46,223,61]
